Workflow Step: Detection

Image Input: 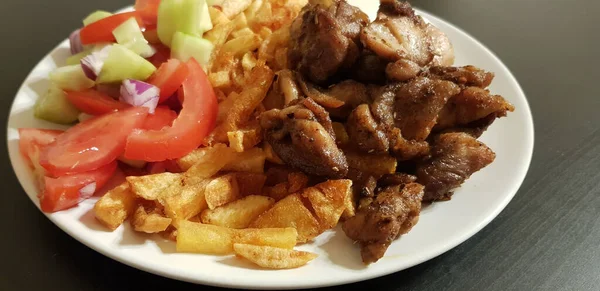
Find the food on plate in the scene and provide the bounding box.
[18,0,514,269]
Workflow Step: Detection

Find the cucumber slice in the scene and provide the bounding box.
[66,49,93,65]
[113,17,155,57]
[49,65,95,91]
[34,84,80,124]
[83,10,113,26]
[171,32,214,67]
[157,0,212,47]
[96,44,157,84]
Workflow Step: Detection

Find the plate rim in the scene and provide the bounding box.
[6,5,534,290]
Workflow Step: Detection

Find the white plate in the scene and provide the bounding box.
[6,1,534,289]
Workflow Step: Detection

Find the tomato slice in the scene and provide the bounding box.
[135,0,161,27]
[124,59,218,161]
[65,89,130,115]
[80,12,144,45]
[148,59,189,103]
[18,128,64,167]
[141,106,178,130]
[40,162,117,212]
[142,29,161,44]
[40,107,149,177]
[147,44,171,68]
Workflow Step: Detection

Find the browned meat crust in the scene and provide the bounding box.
[416,132,496,201]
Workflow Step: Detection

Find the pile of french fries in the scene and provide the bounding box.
[94,0,360,270]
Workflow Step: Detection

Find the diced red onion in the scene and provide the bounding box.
[69,29,84,55]
[80,45,112,81]
[120,79,160,114]
[79,182,97,200]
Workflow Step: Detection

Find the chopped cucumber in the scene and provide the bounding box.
[157,0,212,47]
[171,32,214,67]
[49,65,95,91]
[34,84,80,124]
[112,17,155,57]
[96,44,157,84]
[83,10,113,26]
[66,49,93,65]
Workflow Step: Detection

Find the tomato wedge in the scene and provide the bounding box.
[80,12,144,45]
[147,44,171,68]
[40,162,117,212]
[124,58,218,161]
[40,107,149,177]
[65,89,130,115]
[135,0,161,27]
[141,106,178,130]
[148,59,189,103]
[18,128,64,167]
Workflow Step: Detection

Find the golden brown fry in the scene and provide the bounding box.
[244,0,264,22]
[346,151,398,179]
[258,24,290,64]
[204,173,241,209]
[131,204,172,233]
[204,21,236,56]
[160,179,209,226]
[221,34,262,58]
[265,182,290,201]
[341,189,357,220]
[127,172,182,200]
[94,182,136,230]
[222,0,252,20]
[177,144,232,171]
[201,195,275,228]
[208,71,231,89]
[227,124,262,153]
[303,180,352,230]
[222,147,266,173]
[232,27,255,39]
[241,52,259,72]
[234,228,297,250]
[263,142,284,164]
[250,194,321,243]
[208,6,230,26]
[235,172,267,196]
[230,11,249,31]
[287,172,309,194]
[233,244,317,269]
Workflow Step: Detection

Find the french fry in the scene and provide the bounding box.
[341,189,356,220]
[221,0,252,19]
[265,182,290,201]
[131,204,172,233]
[231,11,249,31]
[221,34,262,57]
[94,182,136,230]
[204,173,240,209]
[176,221,297,254]
[232,27,255,39]
[227,124,262,152]
[201,195,275,228]
[177,144,232,171]
[233,244,317,269]
[208,6,230,26]
[263,142,284,164]
[159,179,209,225]
[287,172,309,194]
[127,172,182,200]
[204,21,236,54]
[222,147,266,173]
[241,52,258,72]
[244,0,264,22]
[208,71,231,89]
[250,193,321,243]
[258,24,289,63]
[235,172,267,196]
[346,151,398,179]
[303,180,352,230]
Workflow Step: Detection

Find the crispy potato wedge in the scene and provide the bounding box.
[250,194,320,243]
[208,6,230,26]
[235,172,267,196]
[205,173,240,209]
[227,124,262,153]
[160,179,209,226]
[222,147,266,173]
[131,204,172,233]
[201,195,275,228]
[177,144,233,171]
[176,221,297,254]
[127,172,182,200]
[94,182,136,230]
[184,147,236,180]
[233,244,317,269]
[304,180,352,230]
[341,188,357,220]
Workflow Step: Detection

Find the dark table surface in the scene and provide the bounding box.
[2,0,600,290]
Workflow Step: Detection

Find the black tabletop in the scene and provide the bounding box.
[2,0,600,290]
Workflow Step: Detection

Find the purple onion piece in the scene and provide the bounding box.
[69,29,84,55]
[80,45,112,81]
[120,79,160,114]
[79,182,97,200]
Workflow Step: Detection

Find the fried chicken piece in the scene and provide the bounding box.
[346,104,389,154]
[261,98,348,178]
[423,65,495,88]
[343,182,424,264]
[361,0,454,67]
[434,87,515,133]
[289,0,369,84]
[416,132,496,201]
[386,59,421,82]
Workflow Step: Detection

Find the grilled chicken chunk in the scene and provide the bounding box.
[416,132,496,201]
[343,182,424,264]
[261,98,349,178]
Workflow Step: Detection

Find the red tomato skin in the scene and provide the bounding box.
[141,106,178,130]
[148,59,190,103]
[40,107,149,177]
[65,89,130,115]
[40,162,117,212]
[135,0,161,27]
[18,128,64,167]
[80,12,144,45]
[147,44,171,68]
[123,58,218,162]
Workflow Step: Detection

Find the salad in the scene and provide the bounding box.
[20,0,218,212]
